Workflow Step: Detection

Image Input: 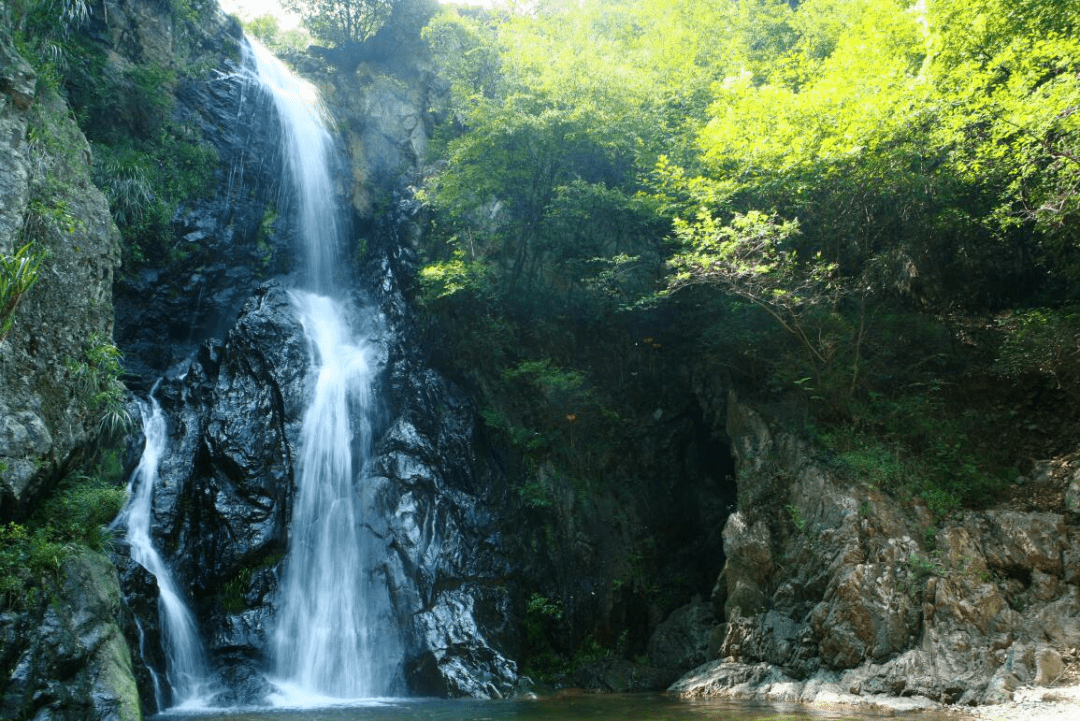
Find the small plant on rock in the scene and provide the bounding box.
[0,243,44,344]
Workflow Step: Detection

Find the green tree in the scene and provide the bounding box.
[927,0,1080,280]
[666,210,860,394]
[246,13,282,46]
[245,13,312,52]
[281,0,395,46]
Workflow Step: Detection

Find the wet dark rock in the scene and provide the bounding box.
[572,657,676,693]
[647,599,718,672]
[114,38,295,389]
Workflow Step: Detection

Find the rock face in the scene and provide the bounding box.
[669,391,1080,707]
[0,551,141,721]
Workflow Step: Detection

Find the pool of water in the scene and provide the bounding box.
[157,693,953,720]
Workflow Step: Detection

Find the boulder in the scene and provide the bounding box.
[0,550,140,721]
[647,599,718,671]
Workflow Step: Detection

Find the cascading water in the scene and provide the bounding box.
[114,394,212,709]
[245,39,403,701]
[242,39,340,294]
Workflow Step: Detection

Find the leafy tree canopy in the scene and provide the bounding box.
[281,0,395,46]
[412,0,1080,519]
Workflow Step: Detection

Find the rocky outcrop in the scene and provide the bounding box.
[669,391,1080,708]
[0,550,141,721]
[291,21,446,221]
[117,275,521,702]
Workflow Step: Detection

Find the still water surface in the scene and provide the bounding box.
[159,693,954,721]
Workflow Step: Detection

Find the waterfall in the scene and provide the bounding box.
[245,39,402,701]
[114,394,213,709]
[242,40,341,294]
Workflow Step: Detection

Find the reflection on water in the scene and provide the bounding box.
[158,693,954,721]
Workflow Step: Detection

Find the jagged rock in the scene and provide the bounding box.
[721,514,773,617]
[1035,647,1065,685]
[303,33,442,220]
[129,283,307,693]
[809,553,920,668]
[720,607,818,678]
[966,511,1066,577]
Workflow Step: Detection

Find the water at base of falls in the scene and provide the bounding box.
[154,692,964,721]
[115,395,215,710]
[268,291,401,702]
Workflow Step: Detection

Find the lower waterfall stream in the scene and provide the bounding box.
[269,291,400,702]
[115,395,214,710]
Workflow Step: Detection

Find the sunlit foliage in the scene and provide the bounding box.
[417,0,1080,522]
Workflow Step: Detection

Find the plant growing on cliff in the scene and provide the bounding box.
[0,463,126,610]
[0,523,62,610]
[9,0,91,89]
[66,335,131,439]
[0,243,44,344]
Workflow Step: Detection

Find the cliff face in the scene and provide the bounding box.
[0,9,138,720]
[669,386,1080,710]
[0,20,121,520]
[104,4,291,387]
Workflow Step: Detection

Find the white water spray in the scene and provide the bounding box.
[246,39,402,700]
[115,395,212,709]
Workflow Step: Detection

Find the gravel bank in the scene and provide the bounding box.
[953,686,1080,721]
